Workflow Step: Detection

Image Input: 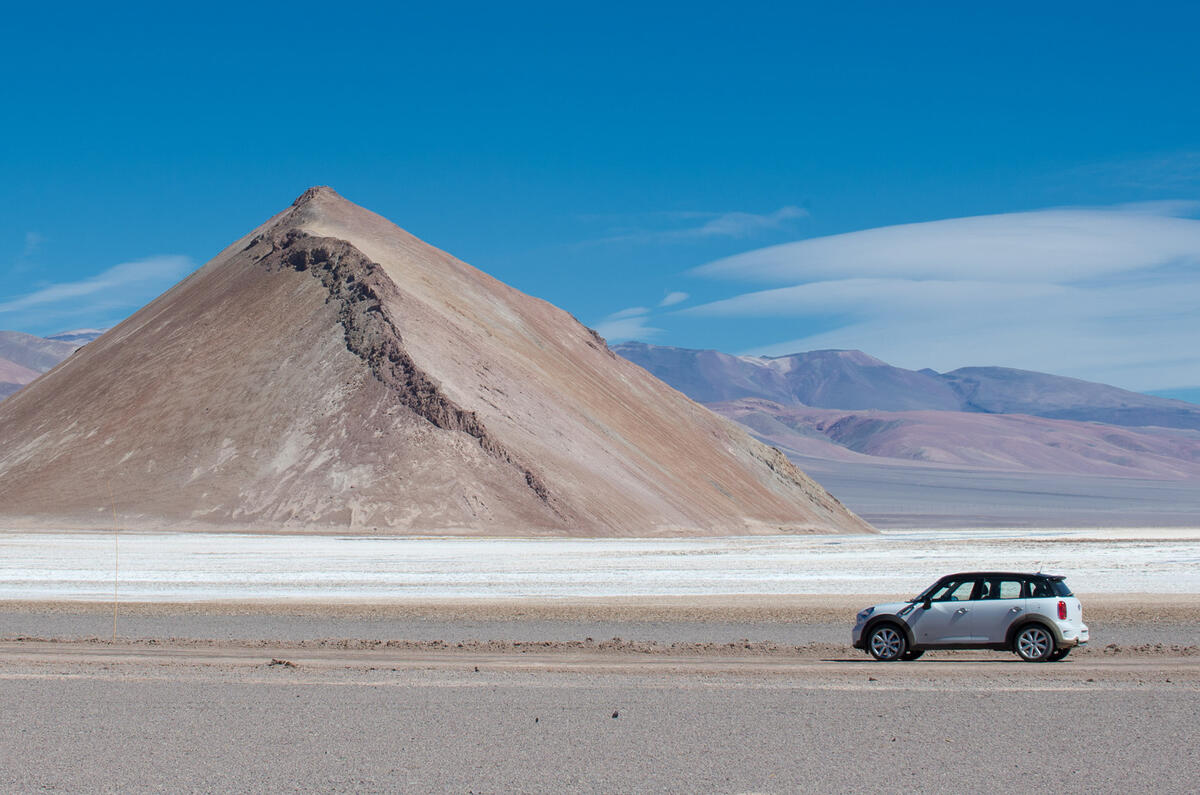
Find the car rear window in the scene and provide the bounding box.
[1050,579,1073,597]
[1028,578,1073,598]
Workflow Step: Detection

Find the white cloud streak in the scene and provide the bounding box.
[592,306,662,342]
[588,206,809,245]
[606,306,651,320]
[595,294,688,341]
[686,204,1200,391]
[0,256,194,329]
[679,206,809,239]
[693,203,1200,284]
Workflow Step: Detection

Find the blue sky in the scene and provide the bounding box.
[2,2,1199,394]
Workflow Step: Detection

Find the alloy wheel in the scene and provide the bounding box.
[869,626,903,661]
[1016,626,1052,661]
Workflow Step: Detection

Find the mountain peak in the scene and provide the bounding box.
[811,349,888,367]
[292,185,343,207]
[0,193,871,536]
[760,349,889,369]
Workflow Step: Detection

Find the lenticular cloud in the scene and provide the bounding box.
[692,202,1200,284]
[683,202,1200,391]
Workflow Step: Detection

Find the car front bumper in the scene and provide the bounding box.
[851,623,866,649]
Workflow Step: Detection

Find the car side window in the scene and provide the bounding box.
[932,580,975,602]
[996,580,1022,599]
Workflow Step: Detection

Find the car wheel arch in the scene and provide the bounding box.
[1006,617,1060,650]
[864,616,915,649]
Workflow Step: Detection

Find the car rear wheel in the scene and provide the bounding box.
[1014,625,1055,662]
[1047,647,1071,662]
[867,624,907,661]
[901,649,924,661]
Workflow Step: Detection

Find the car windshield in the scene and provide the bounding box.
[910,580,943,602]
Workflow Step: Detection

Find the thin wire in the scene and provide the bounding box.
[109,482,118,643]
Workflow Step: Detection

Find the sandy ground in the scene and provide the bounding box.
[1,596,1198,792]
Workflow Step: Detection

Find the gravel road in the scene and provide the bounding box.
[3,596,1198,648]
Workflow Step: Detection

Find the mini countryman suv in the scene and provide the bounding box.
[852,572,1088,662]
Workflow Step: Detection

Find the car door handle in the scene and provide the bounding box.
[955,607,968,614]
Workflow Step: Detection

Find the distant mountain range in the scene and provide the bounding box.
[0,330,106,399]
[615,341,1200,483]
[613,343,1200,430]
[45,329,108,345]
[613,342,1200,526]
[717,399,1200,480]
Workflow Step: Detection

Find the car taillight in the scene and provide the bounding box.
[1058,600,1068,620]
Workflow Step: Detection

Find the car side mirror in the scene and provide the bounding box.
[921,599,932,610]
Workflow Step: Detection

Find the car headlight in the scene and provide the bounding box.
[856,607,874,621]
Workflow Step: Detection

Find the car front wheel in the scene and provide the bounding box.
[1014,625,1055,662]
[867,624,907,661]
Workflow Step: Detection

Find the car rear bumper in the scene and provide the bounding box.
[1058,622,1089,647]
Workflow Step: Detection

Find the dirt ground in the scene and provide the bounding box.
[2,594,1197,648]
[1,597,1197,793]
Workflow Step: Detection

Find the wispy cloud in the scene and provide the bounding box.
[593,293,688,341]
[0,255,194,332]
[686,203,1200,391]
[585,206,809,246]
[22,232,44,257]
[592,306,662,342]
[1070,151,1200,191]
[605,306,652,320]
[677,206,809,240]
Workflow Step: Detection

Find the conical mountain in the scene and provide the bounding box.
[0,187,872,535]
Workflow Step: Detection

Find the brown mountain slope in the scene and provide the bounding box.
[0,187,870,536]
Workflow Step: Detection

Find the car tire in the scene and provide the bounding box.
[867,623,907,661]
[1047,647,1071,662]
[901,649,925,661]
[1014,625,1055,662]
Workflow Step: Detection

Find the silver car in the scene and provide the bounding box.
[852,572,1089,662]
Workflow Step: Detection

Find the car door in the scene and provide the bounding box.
[908,578,976,644]
[968,577,1026,643]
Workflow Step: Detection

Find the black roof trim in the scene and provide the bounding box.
[940,572,1065,580]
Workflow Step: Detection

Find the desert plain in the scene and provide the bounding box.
[2,192,1197,792]
[2,528,1197,793]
